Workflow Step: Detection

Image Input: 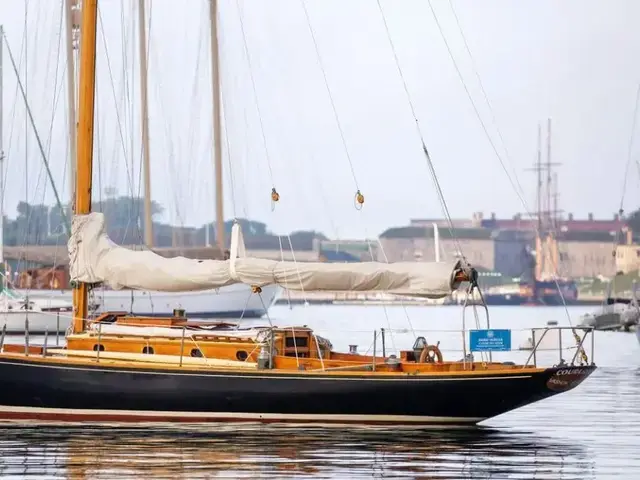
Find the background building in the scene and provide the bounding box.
[379,212,625,280]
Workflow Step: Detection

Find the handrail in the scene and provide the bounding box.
[524,325,595,368]
[69,318,597,371]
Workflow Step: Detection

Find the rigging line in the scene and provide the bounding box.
[276,234,293,307]
[609,83,640,296]
[2,33,69,236]
[30,3,66,212]
[285,234,308,305]
[150,32,185,239]
[2,30,27,226]
[6,7,29,275]
[220,80,238,219]
[425,0,529,214]
[122,0,138,241]
[426,1,541,248]
[33,3,49,115]
[157,76,185,239]
[44,4,65,159]
[375,1,464,261]
[299,0,359,192]
[100,8,134,195]
[239,105,251,219]
[422,144,466,264]
[375,234,418,339]
[36,65,67,243]
[426,1,574,322]
[361,220,398,352]
[619,83,640,213]
[184,2,206,220]
[156,75,183,232]
[234,0,275,186]
[357,207,414,343]
[376,1,420,128]
[307,152,340,240]
[24,0,28,257]
[98,8,137,207]
[447,0,522,196]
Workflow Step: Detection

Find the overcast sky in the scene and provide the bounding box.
[0,0,639,240]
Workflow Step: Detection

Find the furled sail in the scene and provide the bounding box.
[69,213,235,292]
[69,213,465,298]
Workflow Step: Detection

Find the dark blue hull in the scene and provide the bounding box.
[0,357,595,425]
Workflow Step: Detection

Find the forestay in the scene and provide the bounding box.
[69,213,462,298]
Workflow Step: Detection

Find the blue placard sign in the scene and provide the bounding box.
[469,329,511,352]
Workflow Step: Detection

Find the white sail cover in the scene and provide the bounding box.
[69,212,462,298]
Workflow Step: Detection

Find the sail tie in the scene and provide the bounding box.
[229,222,246,282]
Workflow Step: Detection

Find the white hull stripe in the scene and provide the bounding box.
[0,406,485,425]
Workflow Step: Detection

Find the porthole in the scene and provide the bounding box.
[142,346,154,355]
[236,350,248,361]
[191,348,203,358]
[93,344,105,351]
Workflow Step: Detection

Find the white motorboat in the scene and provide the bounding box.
[0,283,280,334]
[579,297,640,331]
[0,294,72,334]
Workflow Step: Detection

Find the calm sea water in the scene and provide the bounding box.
[0,304,638,479]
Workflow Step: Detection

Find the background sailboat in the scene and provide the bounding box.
[0,24,75,333]
[12,0,280,320]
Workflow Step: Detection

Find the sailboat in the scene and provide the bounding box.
[0,24,74,333]
[483,122,578,306]
[0,0,596,426]
[11,0,280,321]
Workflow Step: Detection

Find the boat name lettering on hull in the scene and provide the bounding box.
[546,367,593,392]
[556,368,586,376]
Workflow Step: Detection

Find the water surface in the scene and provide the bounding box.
[0,305,638,479]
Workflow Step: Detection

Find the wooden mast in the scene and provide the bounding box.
[72,0,98,334]
[209,0,224,250]
[138,0,153,247]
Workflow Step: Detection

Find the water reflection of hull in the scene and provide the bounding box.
[0,425,595,478]
[0,358,595,425]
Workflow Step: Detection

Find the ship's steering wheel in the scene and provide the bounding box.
[419,343,443,364]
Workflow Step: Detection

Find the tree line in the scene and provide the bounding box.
[1,196,327,251]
